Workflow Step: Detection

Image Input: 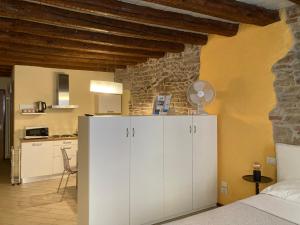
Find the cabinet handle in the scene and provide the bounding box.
[189,125,192,134]
[194,125,197,134]
[32,143,42,147]
[126,128,129,137]
[132,128,135,137]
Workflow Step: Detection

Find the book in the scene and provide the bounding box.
[153,95,172,115]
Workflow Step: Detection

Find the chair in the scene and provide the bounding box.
[57,147,78,198]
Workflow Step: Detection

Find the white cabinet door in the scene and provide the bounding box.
[130,116,164,225]
[89,117,131,225]
[53,156,64,175]
[193,116,217,210]
[164,116,193,217]
[21,141,53,178]
[52,140,78,174]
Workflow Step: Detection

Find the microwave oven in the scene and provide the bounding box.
[24,127,49,139]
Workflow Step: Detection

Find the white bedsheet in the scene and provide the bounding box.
[241,194,300,225]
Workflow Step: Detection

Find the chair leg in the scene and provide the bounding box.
[62,173,71,198]
[57,171,65,193]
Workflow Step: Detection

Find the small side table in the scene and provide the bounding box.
[242,175,273,195]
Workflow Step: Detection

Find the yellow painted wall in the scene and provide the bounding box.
[200,11,293,204]
[13,65,114,148]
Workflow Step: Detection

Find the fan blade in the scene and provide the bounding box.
[193,81,205,92]
[190,94,202,104]
[204,90,215,102]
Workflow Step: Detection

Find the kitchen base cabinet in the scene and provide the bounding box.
[21,139,78,183]
[78,115,217,225]
[21,142,53,179]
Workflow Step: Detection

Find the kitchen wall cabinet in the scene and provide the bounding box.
[79,115,217,225]
[95,94,122,114]
[21,139,78,183]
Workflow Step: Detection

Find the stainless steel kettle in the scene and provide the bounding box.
[36,101,47,113]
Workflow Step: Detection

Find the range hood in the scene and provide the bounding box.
[50,74,79,109]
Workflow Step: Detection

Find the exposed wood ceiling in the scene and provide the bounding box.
[141,0,280,26]
[0,65,13,77]
[0,0,294,72]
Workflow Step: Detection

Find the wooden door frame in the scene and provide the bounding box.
[10,80,14,156]
[0,89,6,160]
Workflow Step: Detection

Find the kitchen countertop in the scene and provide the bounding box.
[20,136,78,143]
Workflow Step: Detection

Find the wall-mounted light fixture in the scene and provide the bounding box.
[90,80,123,94]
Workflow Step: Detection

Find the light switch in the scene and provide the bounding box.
[220,181,228,195]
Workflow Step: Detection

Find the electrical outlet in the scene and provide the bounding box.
[267,156,276,165]
[220,181,228,195]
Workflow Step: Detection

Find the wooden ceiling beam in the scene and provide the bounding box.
[0,72,11,77]
[0,68,11,73]
[0,42,147,63]
[0,60,116,72]
[0,18,184,53]
[290,0,300,4]
[0,1,208,44]
[25,0,238,36]
[0,70,11,74]
[0,65,12,71]
[0,49,128,68]
[0,31,165,58]
[0,65,13,76]
[142,0,280,26]
[0,49,138,66]
[0,57,124,72]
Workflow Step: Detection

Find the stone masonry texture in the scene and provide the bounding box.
[270,6,300,145]
[115,45,200,115]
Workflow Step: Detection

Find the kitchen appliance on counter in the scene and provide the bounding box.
[24,127,49,139]
[35,101,47,113]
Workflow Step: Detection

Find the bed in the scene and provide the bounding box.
[163,143,300,225]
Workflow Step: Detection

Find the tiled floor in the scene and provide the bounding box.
[0,160,77,225]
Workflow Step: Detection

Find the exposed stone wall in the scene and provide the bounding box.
[270,6,300,144]
[115,45,200,115]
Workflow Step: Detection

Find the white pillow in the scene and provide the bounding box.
[262,180,300,204]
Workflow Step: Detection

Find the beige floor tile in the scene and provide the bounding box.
[0,160,77,225]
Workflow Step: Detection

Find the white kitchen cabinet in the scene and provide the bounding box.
[52,155,64,175]
[52,140,78,175]
[78,115,217,225]
[95,93,122,114]
[21,139,78,182]
[130,116,164,225]
[164,116,193,218]
[193,116,217,210]
[79,116,131,225]
[21,141,53,178]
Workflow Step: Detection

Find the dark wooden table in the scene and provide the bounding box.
[242,175,273,195]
